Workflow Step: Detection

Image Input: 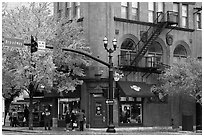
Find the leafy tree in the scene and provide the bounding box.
[157,57,202,105]
[2,2,91,129]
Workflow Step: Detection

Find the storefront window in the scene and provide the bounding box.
[119,97,142,124]
[58,98,80,120]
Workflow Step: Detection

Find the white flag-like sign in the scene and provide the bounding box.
[38,41,46,50]
[130,85,141,92]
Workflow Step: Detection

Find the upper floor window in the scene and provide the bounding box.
[196,12,202,29]
[181,4,188,28]
[66,2,71,19]
[132,2,139,20]
[157,2,164,22]
[173,45,187,63]
[147,41,163,67]
[173,3,179,14]
[74,2,80,18]
[57,2,63,18]
[120,38,137,66]
[173,3,179,24]
[148,2,155,22]
[121,2,128,19]
[157,2,164,12]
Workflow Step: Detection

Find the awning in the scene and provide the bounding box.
[117,81,154,97]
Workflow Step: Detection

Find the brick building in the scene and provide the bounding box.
[52,2,202,129]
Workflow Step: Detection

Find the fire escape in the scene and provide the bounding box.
[118,11,178,78]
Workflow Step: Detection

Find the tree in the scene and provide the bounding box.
[157,57,202,105]
[2,47,23,126]
[2,2,91,129]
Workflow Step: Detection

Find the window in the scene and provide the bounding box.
[173,45,187,63]
[173,3,179,14]
[196,12,202,29]
[119,97,142,124]
[157,2,164,21]
[74,2,80,18]
[147,41,163,67]
[121,2,128,19]
[132,2,138,20]
[148,2,155,22]
[57,2,63,18]
[120,38,137,66]
[173,3,179,24]
[66,2,71,19]
[157,2,163,12]
[182,4,188,28]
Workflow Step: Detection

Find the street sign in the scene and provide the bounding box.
[3,37,24,48]
[106,99,114,105]
[37,41,46,50]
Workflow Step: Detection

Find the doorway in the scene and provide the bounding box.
[90,94,107,127]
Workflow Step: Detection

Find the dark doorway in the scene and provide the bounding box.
[196,103,202,130]
[90,94,107,128]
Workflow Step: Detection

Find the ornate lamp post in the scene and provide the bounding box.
[103,36,117,133]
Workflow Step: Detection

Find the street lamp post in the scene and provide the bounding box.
[103,36,117,133]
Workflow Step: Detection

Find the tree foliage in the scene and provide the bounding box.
[2,2,91,96]
[158,57,202,105]
[2,2,91,128]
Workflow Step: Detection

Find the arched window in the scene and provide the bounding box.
[173,45,187,62]
[120,38,137,65]
[146,41,163,67]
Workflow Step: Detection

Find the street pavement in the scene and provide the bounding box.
[1,126,202,135]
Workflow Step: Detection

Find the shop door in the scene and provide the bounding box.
[90,94,107,128]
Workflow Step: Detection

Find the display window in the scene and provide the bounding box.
[58,98,80,120]
[119,97,142,125]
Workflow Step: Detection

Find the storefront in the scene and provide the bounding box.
[43,86,81,127]
[116,81,154,126]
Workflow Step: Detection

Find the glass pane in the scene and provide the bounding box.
[120,103,142,124]
[173,3,179,12]
[132,8,137,19]
[66,2,71,8]
[121,7,128,18]
[148,12,153,22]
[182,17,187,27]
[121,2,128,6]
[182,5,187,16]
[148,41,163,53]
[158,2,163,12]
[173,45,187,57]
[132,2,138,8]
[148,2,154,11]
[76,2,80,6]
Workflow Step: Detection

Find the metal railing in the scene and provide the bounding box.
[118,53,164,68]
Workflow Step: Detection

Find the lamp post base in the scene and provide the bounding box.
[106,124,116,133]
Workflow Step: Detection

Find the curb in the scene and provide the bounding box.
[2,128,37,133]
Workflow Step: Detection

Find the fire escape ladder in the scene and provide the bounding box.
[130,12,168,66]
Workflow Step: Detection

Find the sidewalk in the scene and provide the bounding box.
[2,125,202,135]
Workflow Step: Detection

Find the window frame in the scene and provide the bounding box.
[74,2,80,19]
[148,2,155,23]
[121,2,128,19]
[173,45,188,63]
[181,4,188,28]
[132,2,139,20]
[66,2,72,19]
[196,12,202,29]
[57,2,63,18]
[173,2,179,26]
